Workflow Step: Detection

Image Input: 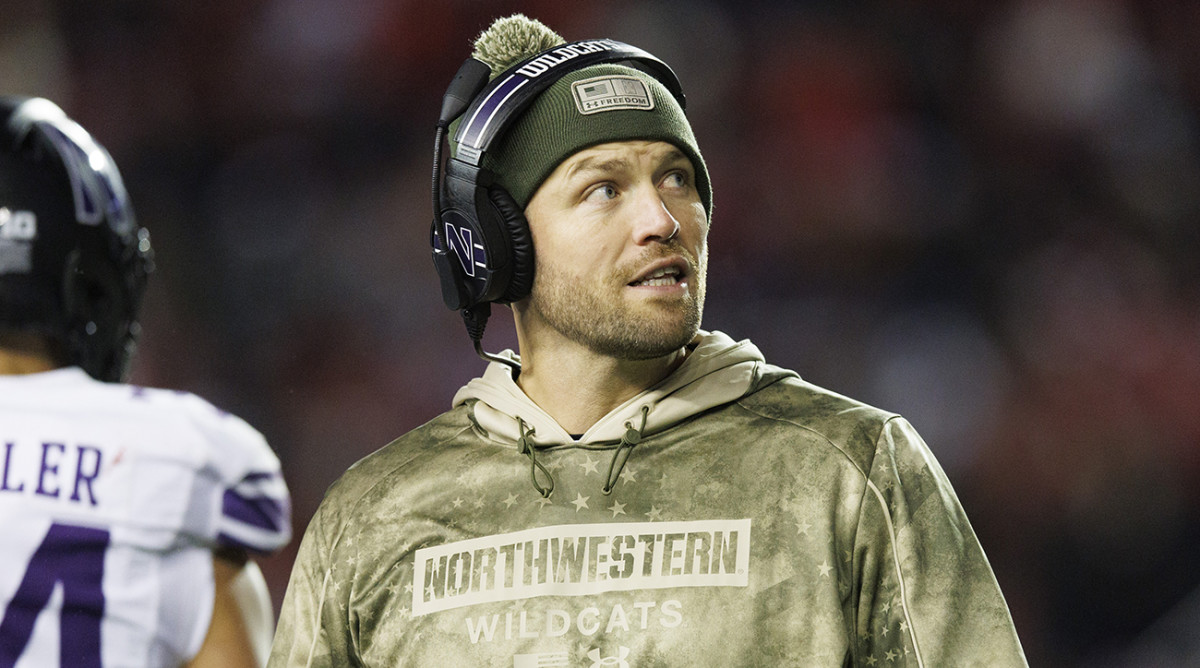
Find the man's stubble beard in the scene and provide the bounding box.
[527,247,707,361]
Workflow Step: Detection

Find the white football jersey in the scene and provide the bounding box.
[0,367,291,667]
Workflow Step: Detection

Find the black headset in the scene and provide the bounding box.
[430,38,686,367]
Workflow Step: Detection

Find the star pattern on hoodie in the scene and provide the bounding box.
[572,493,590,511]
[579,456,600,475]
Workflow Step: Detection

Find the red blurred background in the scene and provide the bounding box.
[5,1,1199,665]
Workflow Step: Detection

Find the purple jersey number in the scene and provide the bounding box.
[0,523,109,668]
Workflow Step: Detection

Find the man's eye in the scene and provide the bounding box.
[585,184,618,203]
[663,171,688,189]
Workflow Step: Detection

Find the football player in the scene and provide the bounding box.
[0,96,291,668]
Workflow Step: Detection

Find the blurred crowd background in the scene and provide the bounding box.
[4,0,1199,665]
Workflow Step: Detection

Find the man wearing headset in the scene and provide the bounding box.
[270,15,1027,667]
[0,96,291,667]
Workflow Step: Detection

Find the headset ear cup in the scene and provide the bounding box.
[488,186,535,303]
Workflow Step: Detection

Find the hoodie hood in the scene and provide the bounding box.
[453,330,773,446]
[452,330,795,498]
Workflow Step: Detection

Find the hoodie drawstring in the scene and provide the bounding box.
[603,405,649,495]
[517,418,554,498]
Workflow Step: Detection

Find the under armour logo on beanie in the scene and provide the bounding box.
[572,75,655,115]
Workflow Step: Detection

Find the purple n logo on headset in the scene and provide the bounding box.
[439,210,487,279]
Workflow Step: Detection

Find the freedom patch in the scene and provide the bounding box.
[571,75,655,115]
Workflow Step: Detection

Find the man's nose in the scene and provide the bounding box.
[632,191,681,245]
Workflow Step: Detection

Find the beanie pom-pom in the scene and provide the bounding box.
[472,14,565,77]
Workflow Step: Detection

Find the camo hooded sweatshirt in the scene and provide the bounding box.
[269,330,1028,668]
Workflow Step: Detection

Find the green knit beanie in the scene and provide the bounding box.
[452,16,712,217]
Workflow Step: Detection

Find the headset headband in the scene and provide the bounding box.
[451,39,685,165]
